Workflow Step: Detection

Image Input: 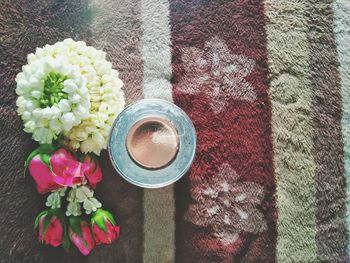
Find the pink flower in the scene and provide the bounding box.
[27,145,87,193]
[83,155,102,189]
[29,155,61,194]
[92,221,120,245]
[69,218,95,255]
[38,213,63,247]
[51,148,87,187]
[91,209,120,245]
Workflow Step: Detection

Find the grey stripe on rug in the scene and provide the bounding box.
[265,0,318,261]
[85,0,145,262]
[140,0,175,262]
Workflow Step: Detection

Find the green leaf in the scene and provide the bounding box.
[38,144,58,155]
[62,222,70,252]
[25,143,58,174]
[34,210,48,230]
[89,154,99,173]
[51,208,64,221]
[69,217,82,237]
[62,233,70,252]
[94,213,107,232]
[77,153,85,163]
[39,153,52,170]
[24,149,39,175]
[69,217,90,248]
[92,209,117,233]
[82,236,89,248]
[103,210,117,226]
[90,224,96,240]
[41,213,52,237]
[89,153,99,163]
[69,217,87,247]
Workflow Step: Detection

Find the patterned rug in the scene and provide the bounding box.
[1,0,349,262]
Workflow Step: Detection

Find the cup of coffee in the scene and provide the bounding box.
[108,99,196,188]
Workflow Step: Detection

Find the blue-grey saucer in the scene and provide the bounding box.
[108,99,196,188]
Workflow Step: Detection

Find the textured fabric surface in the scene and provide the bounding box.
[266,0,317,261]
[1,0,350,262]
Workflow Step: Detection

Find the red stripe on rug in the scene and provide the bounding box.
[169,1,277,262]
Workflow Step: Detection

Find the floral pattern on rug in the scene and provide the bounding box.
[180,37,257,113]
[185,163,267,247]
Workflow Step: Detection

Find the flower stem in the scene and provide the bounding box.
[40,72,68,108]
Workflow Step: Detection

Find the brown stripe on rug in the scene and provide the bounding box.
[169,0,277,262]
[83,0,145,262]
[305,0,348,261]
[0,1,89,262]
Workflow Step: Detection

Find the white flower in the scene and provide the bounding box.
[66,202,82,217]
[16,55,90,144]
[24,39,125,154]
[68,185,102,215]
[45,187,67,209]
[82,197,102,214]
[66,188,82,216]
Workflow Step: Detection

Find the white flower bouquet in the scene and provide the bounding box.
[16,39,125,155]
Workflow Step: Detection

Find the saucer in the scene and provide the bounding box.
[108,99,196,188]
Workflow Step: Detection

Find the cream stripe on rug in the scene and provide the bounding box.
[140,0,175,262]
[333,0,350,254]
[265,0,317,262]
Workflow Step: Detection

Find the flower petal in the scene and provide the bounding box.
[50,148,84,187]
[29,155,60,194]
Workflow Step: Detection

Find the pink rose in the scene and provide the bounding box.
[37,212,63,247]
[69,218,95,255]
[27,145,87,193]
[51,148,87,187]
[29,155,60,194]
[91,209,120,245]
[83,155,102,189]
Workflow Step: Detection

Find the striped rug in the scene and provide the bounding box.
[1,0,350,262]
